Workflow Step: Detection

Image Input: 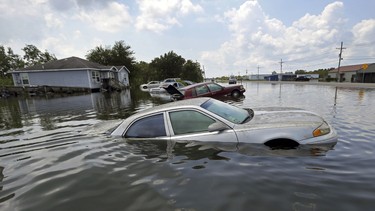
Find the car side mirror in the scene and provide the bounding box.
[208,122,229,132]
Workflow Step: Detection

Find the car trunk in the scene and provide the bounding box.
[163,85,185,100]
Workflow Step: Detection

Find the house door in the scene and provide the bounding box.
[340,73,345,82]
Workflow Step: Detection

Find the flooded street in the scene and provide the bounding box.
[1,82,375,211]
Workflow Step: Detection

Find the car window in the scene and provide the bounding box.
[195,85,210,95]
[201,99,249,124]
[207,83,222,92]
[169,110,216,135]
[125,114,166,138]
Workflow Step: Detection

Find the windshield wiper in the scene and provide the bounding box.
[241,115,251,124]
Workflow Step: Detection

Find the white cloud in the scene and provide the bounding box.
[0,0,374,78]
[45,13,64,28]
[352,19,375,44]
[347,19,375,58]
[135,0,203,33]
[76,2,132,33]
[201,1,348,75]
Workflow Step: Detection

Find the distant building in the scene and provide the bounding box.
[249,74,270,80]
[264,73,296,81]
[328,64,364,82]
[357,63,375,83]
[296,74,319,79]
[11,57,130,91]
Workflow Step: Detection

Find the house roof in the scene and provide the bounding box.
[16,56,111,71]
[329,64,367,73]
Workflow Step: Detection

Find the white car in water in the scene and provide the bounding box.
[110,97,338,149]
[140,81,161,90]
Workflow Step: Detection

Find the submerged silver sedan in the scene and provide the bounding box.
[111,97,338,149]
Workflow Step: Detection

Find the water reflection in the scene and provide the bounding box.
[1,82,375,211]
[0,90,134,131]
[124,138,335,162]
[125,139,230,162]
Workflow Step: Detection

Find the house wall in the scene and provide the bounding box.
[12,69,102,89]
[328,71,356,82]
[117,68,129,86]
[328,72,337,79]
[341,72,357,82]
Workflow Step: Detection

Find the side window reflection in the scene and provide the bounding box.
[169,110,215,135]
[125,114,166,138]
[195,85,209,95]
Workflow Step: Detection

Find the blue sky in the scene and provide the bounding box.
[1,0,374,78]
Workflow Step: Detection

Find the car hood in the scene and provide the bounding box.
[235,107,324,129]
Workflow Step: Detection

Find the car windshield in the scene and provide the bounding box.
[201,99,249,124]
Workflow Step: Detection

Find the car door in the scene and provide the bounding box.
[194,84,213,97]
[166,109,238,151]
[206,83,225,97]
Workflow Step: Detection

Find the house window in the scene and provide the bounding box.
[92,71,100,83]
[21,73,29,85]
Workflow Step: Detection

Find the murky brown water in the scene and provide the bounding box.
[1,82,375,211]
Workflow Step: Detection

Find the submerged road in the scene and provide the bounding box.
[255,81,375,88]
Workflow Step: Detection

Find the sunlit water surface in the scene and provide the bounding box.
[1,82,375,211]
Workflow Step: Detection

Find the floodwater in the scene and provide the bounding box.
[1,82,375,211]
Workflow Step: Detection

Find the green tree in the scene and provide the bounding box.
[86,45,112,65]
[0,46,24,75]
[86,41,138,86]
[150,51,185,80]
[0,46,25,85]
[86,41,135,68]
[111,41,136,67]
[181,60,203,82]
[295,69,306,74]
[132,61,153,87]
[22,44,57,67]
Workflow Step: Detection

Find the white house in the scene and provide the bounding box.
[11,57,130,91]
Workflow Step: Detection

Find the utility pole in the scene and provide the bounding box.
[257,65,260,80]
[279,59,284,81]
[202,65,206,81]
[336,41,346,82]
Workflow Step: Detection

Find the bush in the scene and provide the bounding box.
[0,76,13,86]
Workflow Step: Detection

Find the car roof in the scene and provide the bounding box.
[130,97,211,118]
[111,97,213,136]
[181,81,215,90]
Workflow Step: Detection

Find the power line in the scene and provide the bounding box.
[344,57,375,60]
[352,41,375,47]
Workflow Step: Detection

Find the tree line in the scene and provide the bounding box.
[1,40,333,86]
[86,41,203,87]
[0,41,204,87]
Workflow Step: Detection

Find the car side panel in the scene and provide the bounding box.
[170,130,239,151]
[234,127,312,144]
[164,108,239,151]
